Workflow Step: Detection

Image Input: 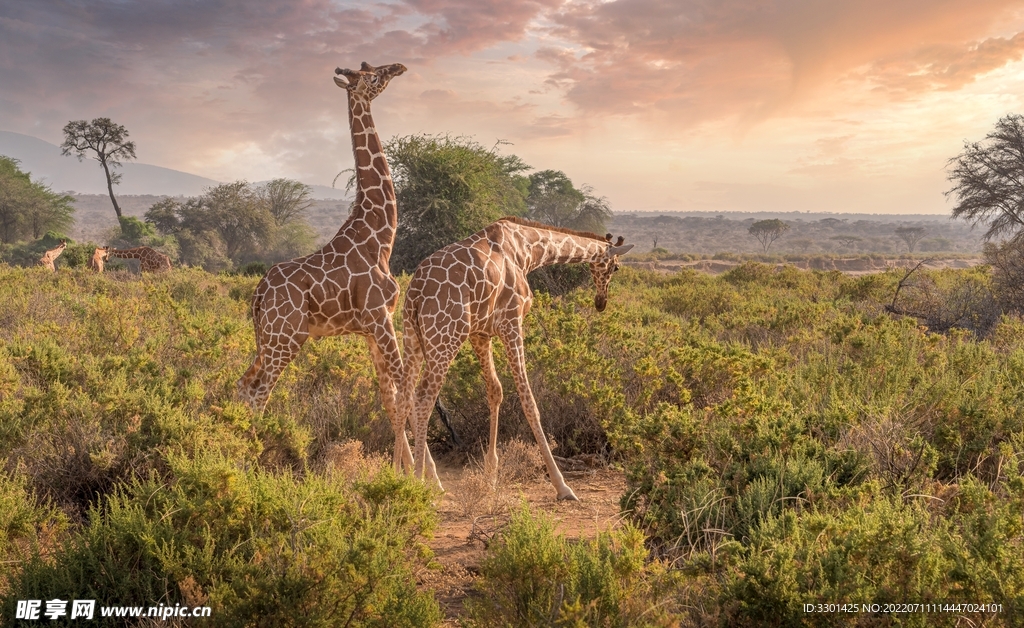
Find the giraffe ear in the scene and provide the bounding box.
[608,244,634,257]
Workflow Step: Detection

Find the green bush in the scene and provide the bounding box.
[5,257,1024,624]
[466,505,679,627]
[3,454,440,627]
[0,471,67,595]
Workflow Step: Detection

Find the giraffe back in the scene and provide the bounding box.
[107,247,172,273]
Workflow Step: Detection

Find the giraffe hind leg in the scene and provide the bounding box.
[238,283,309,412]
[410,340,462,485]
[365,324,427,480]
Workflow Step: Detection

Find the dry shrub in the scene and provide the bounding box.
[840,415,937,491]
[14,413,134,518]
[451,440,543,519]
[887,264,1000,336]
[302,388,393,461]
[450,466,497,518]
[319,439,387,482]
[495,438,545,486]
[985,240,1024,313]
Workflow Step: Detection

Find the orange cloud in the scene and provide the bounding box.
[861,32,1024,94]
[541,0,1024,123]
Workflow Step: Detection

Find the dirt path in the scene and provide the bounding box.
[418,461,627,625]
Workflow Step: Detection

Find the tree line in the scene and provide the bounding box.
[11,111,1024,282]
[2,120,613,278]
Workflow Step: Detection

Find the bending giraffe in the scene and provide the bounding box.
[399,217,633,500]
[91,246,171,273]
[237,62,417,471]
[37,239,68,271]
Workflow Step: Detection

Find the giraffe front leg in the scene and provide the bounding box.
[368,320,440,487]
[499,325,578,501]
[469,334,502,489]
[365,325,413,474]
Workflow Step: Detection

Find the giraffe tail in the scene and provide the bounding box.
[237,284,267,406]
[399,298,423,410]
[250,286,266,355]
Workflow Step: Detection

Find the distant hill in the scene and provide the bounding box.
[0,131,350,200]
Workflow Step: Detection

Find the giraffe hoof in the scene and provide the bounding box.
[556,490,579,502]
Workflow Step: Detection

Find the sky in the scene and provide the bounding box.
[4,1,1024,214]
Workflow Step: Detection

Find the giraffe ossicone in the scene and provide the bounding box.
[237,62,427,478]
[399,217,634,501]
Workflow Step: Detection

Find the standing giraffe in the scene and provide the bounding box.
[92,246,171,273]
[237,62,417,471]
[89,247,108,272]
[399,217,633,500]
[37,239,68,271]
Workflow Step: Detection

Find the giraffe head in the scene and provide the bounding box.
[590,235,633,312]
[333,62,407,101]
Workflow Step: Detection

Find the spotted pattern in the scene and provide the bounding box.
[235,62,417,472]
[399,217,634,500]
[94,246,172,273]
[37,239,67,271]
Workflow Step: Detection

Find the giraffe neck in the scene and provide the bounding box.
[333,90,396,262]
[505,223,608,273]
[110,248,140,260]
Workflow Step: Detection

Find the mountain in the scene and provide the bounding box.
[0,131,220,196]
[0,131,350,200]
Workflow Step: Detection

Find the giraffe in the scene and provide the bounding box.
[37,239,68,271]
[399,217,634,500]
[237,62,418,472]
[94,246,172,273]
[89,247,108,272]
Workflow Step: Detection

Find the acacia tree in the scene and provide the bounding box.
[830,235,862,249]
[261,178,313,226]
[895,226,926,253]
[384,134,529,274]
[748,219,790,253]
[61,117,136,218]
[946,115,1024,313]
[525,170,611,234]
[947,113,1024,241]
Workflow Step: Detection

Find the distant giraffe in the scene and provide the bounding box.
[89,247,108,272]
[399,217,633,499]
[96,246,171,273]
[236,62,418,471]
[37,239,67,271]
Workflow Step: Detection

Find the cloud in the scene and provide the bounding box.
[539,0,1024,125]
[401,0,562,55]
[861,32,1024,94]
